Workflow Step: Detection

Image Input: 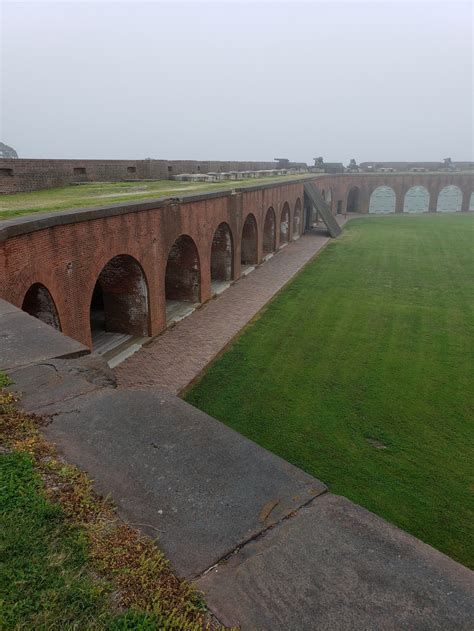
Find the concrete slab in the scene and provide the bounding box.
[0,301,89,371]
[197,494,474,630]
[0,298,19,316]
[7,354,116,413]
[165,300,198,325]
[211,280,231,296]
[44,388,326,578]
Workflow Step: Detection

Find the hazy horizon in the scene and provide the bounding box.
[1,1,473,164]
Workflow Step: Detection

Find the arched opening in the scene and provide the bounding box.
[437,185,462,212]
[404,186,430,213]
[369,186,396,213]
[241,214,258,273]
[210,222,233,295]
[22,283,61,330]
[326,188,332,204]
[90,254,149,353]
[263,207,276,257]
[165,234,200,323]
[279,202,290,246]
[469,192,474,211]
[346,187,360,213]
[293,198,302,239]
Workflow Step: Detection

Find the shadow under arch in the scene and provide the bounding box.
[241,213,258,270]
[210,222,234,293]
[346,187,360,213]
[263,207,276,255]
[165,234,201,323]
[22,282,61,330]
[293,198,302,239]
[90,254,149,351]
[280,202,290,245]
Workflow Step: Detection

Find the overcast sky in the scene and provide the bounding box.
[1,1,473,163]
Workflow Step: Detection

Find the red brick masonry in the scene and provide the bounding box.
[0,173,472,349]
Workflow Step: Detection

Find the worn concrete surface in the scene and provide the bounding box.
[0,299,88,371]
[197,494,474,630]
[44,388,326,578]
[6,354,116,412]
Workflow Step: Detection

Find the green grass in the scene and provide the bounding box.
[186,214,474,568]
[0,450,115,628]
[0,451,208,630]
[0,174,311,220]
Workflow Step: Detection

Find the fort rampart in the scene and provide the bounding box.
[0,158,306,193]
[1,172,472,350]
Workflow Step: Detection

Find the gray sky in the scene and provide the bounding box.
[1,0,473,163]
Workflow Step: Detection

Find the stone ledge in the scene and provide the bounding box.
[0,299,89,371]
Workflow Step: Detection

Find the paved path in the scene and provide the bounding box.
[115,225,345,393]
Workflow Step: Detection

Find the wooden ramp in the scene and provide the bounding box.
[304,182,342,237]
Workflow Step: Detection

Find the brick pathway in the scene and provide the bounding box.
[115,223,347,393]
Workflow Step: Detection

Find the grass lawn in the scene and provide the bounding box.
[0,174,311,220]
[186,214,474,569]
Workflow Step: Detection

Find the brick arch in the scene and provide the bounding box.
[210,222,234,283]
[403,185,430,213]
[22,282,61,331]
[279,202,290,245]
[241,212,258,267]
[293,198,302,238]
[321,187,333,205]
[263,207,277,255]
[89,254,150,346]
[346,186,361,213]
[369,186,396,213]
[165,234,201,306]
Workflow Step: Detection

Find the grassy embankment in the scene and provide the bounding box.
[186,214,474,568]
[0,373,215,630]
[0,174,311,220]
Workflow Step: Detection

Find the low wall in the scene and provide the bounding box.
[0,178,306,347]
[0,158,307,194]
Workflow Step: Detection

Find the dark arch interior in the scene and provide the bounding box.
[165,235,200,322]
[22,283,61,330]
[293,199,302,238]
[211,223,233,285]
[263,208,276,256]
[90,254,149,352]
[347,187,360,213]
[241,214,258,269]
[280,203,290,244]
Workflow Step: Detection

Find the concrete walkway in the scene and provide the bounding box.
[115,226,344,393]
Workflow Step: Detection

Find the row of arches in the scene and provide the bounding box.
[21,200,303,351]
[357,185,472,214]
